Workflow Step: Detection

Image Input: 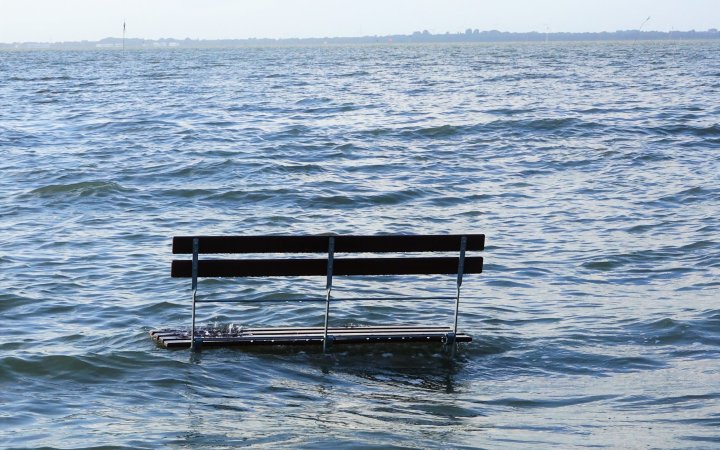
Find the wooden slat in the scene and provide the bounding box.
[173,234,484,254]
[152,326,459,337]
[151,326,467,335]
[171,256,483,278]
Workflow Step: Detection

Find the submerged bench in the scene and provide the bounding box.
[151,234,485,351]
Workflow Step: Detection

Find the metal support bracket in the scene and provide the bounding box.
[441,332,456,346]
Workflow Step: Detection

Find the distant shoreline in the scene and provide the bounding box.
[2,28,719,50]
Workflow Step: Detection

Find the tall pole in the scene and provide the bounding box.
[635,16,650,43]
[122,20,126,52]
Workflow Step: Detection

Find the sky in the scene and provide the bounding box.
[1,0,718,43]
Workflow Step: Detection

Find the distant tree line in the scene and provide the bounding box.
[2,28,718,50]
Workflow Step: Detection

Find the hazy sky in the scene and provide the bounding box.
[1,0,718,42]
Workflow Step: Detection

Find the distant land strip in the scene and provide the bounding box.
[3,28,719,49]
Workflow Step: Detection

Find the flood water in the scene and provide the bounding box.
[1,42,719,448]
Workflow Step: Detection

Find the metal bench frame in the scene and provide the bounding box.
[161,234,484,351]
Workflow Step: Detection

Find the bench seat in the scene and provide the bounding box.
[151,325,472,349]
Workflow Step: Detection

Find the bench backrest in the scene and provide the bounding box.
[172,234,485,351]
[171,234,484,278]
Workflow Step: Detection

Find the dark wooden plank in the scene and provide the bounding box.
[173,235,327,254]
[173,234,484,254]
[172,256,483,277]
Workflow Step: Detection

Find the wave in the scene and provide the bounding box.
[27,181,131,198]
[8,75,72,82]
[649,123,720,137]
[357,117,606,140]
[656,186,717,205]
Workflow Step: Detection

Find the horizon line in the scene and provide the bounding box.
[2,27,719,45]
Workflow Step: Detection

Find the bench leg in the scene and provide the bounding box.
[191,288,199,350]
[323,237,335,353]
[442,332,457,357]
[190,237,201,351]
[323,287,332,352]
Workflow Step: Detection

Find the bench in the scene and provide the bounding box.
[150,234,485,351]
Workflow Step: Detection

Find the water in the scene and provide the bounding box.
[1,42,719,448]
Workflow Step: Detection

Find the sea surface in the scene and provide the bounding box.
[1,42,719,449]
